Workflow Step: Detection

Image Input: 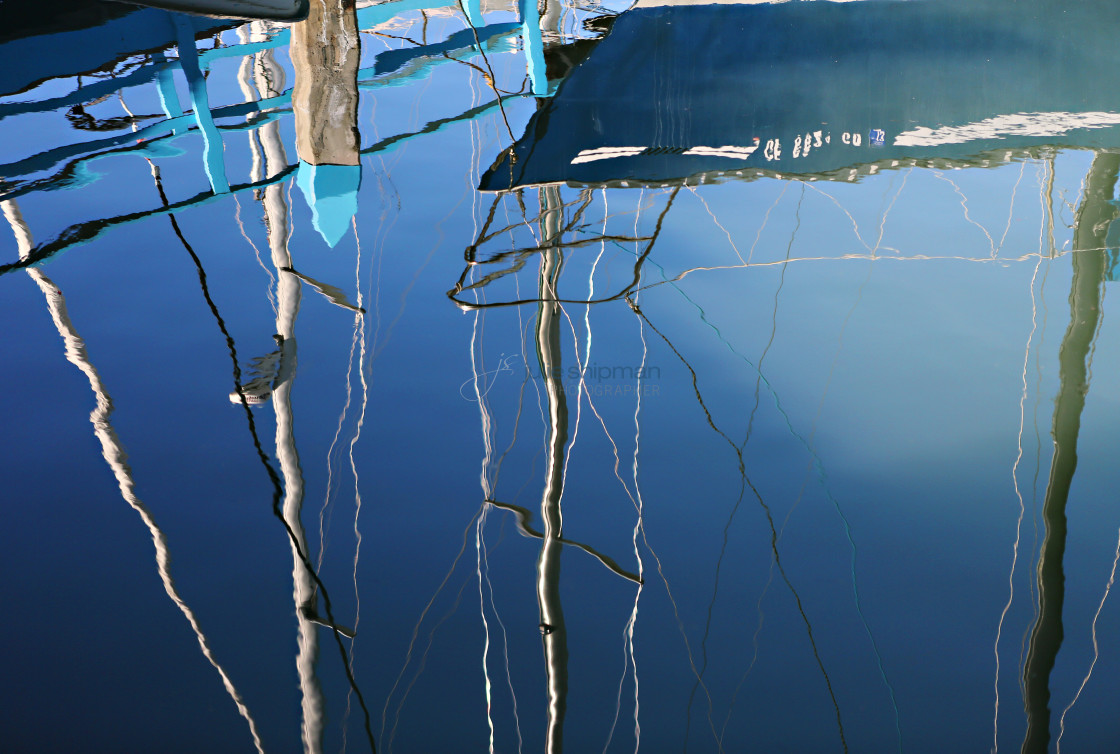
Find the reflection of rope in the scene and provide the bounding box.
[1055,526,1120,752]
[448,187,680,309]
[628,296,849,753]
[150,175,378,752]
[453,0,516,143]
[992,226,1046,754]
[485,499,642,583]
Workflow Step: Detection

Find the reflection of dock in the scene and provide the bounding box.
[0,0,569,273]
[291,0,361,247]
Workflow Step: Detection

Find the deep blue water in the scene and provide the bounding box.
[4,0,1120,752]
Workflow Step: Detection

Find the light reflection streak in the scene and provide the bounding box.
[628,275,646,754]
[381,507,480,752]
[600,257,647,754]
[933,170,998,257]
[992,240,1045,754]
[476,506,497,754]
[1055,525,1120,752]
[995,161,1029,256]
[342,219,370,745]
[3,199,267,754]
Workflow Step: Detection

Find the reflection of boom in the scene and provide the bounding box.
[1021,152,1120,754]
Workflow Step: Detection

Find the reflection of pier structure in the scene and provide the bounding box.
[0,0,583,274]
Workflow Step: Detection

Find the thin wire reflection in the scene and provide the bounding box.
[992,160,1048,754]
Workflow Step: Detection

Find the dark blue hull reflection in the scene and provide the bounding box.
[482,0,1120,190]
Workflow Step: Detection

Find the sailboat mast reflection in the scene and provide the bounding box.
[251,36,334,752]
[535,184,569,754]
[1021,152,1119,754]
[236,6,370,750]
[2,198,266,752]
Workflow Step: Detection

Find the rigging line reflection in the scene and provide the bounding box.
[339,221,370,746]
[627,186,895,741]
[476,506,498,754]
[995,161,1030,258]
[1055,524,1120,752]
[469,219,530,752]
[684,185,746,266]
[933,170,999,258]
[561,189,606,507]
[380,505,483,749]
[992,224,1046,754]
[628,274,646,754]
[721,183,801,748]
[800,180,903,257]
[388,573,480,753]
[317,306,360,574]
[626,296,848,753]
[1020,160,1058,689]
[447,186,680,310]
[469,268,500,754]
[777,172,912,745]
[717,184,803,748]
[457,193,611,296]
[602,274,649,754]
[604,237,648,754]
[1021,151,1119,754]
[624,249,1079,303]
[321,321,361,741]
[3,199,267,754]
[146,110,375,746]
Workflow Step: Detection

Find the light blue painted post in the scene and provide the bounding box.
[152,52,185,125]
[519,0,547,96]
[172,15,230,194]
[462,0,484,29]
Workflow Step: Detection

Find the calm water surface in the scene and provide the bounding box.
[4,0,1120,751]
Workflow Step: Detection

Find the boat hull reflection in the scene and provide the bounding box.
[482,0,1120,190]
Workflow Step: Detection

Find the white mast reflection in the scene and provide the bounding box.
[2,199,265,754]
[250,36,327,753]
[536,184,569,754]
